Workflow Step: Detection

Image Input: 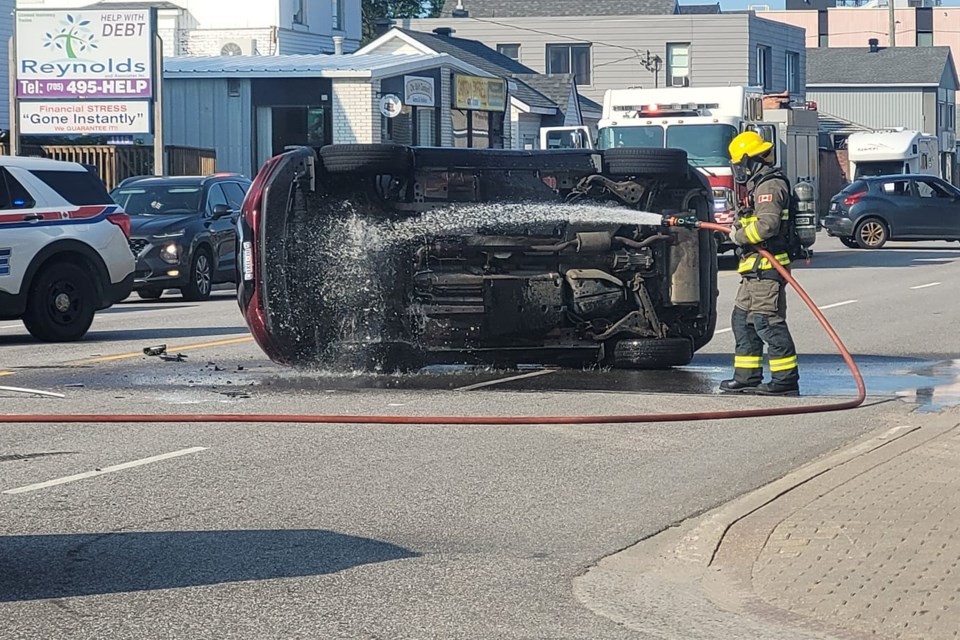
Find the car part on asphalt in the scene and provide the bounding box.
[0,223,866,425]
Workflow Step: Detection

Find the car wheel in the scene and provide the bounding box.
[138,289,164,300]
[839,237,860,249]
[602,148,688,177]
[181,248,213,301]
[854,218,888,249]
[320,144,413,175]
[609,337,694,369]
[22,261,96,342]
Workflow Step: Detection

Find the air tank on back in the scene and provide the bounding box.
[792,181,818,249]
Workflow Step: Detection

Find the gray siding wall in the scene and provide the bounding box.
[748,15,806,99]
[405,15,804,103]
[163,78,254,177]
[808,89,927,133]
[278,28,361,54]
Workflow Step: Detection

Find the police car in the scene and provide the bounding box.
[0,156,134,342]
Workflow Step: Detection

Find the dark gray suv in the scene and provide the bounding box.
[112,174,251,300]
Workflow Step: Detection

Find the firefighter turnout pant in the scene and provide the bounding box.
[731,275,799,387]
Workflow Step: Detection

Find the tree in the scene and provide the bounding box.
[362,0,444,43]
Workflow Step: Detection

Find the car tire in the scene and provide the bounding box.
[854,218,888,249]
[610,337,694,369]
[138,289,164,300]
[602,148,688,177]
[320,144,413,175]
[181,248,213,301]
[22,261,96,342]
[839,237,860,249]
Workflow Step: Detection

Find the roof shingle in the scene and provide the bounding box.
[678,3,721,14]
[440,0,679,17]
[807,46,956,86]
[399,28,535,76]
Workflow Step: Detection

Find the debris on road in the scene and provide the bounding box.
[159,353,189,362]
[143,345,167,357]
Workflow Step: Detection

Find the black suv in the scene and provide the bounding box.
[112,174,251,300]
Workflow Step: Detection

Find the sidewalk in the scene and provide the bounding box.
[745,420,960,639]
[575,411,960,640]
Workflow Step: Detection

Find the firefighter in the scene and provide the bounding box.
[719,131,800,396]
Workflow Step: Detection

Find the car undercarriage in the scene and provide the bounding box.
[241,145,718,371]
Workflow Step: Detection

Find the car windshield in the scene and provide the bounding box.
[597,126,664,150]
[111,185,203,215]
[854,161,905,178]
[666,124,739,167]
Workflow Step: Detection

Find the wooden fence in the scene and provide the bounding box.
[0,144,217,191]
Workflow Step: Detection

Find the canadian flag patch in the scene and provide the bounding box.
[757,194,774,203]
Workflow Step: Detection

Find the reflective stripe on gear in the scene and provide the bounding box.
[738,252,791,273]
[744,222,763,244]
[734,355,763,369]
[769,355,798,372]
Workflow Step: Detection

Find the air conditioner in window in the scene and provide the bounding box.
[671,75,690,87]
[219,38,257,56]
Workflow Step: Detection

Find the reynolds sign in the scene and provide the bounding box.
[16,9,154,99]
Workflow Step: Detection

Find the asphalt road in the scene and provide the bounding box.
[1,236,959,639]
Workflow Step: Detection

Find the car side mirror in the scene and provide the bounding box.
[211,204,233,219]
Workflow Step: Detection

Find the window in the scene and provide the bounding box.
[112,185,202,214]
[205,184,229,216]
[331,0,344,31]
[914,178,954,199]
[0,169,35,209]
[756,46,772,91]
[597,126,664,150]
[786,51,800,94]
[33,169,110,206]
[880,179,911,196]
[222,183,247,210]
[666,124,738,167]
[497,44,520,62]
[917,31,934,47]
[293,0,305,25]
[546,44,591,85]
[667,43,690,87]
[818,34,828,47]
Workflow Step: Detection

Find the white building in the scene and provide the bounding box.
[15,0,361,56]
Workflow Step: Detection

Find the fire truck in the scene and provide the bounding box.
[596,86,820,253]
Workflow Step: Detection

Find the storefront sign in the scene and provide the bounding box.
[16,9,154,99]
[20,100,151,134]
[453,74,505,112]
[379,94,403,118]
[404,76,435,107]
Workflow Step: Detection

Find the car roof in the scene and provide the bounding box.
[0,155,88,171]
[116,174,249,188]
[862,174,943,181]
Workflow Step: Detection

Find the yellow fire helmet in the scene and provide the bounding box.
[728,130,774,163]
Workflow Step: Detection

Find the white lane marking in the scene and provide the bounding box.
[455,368,556,391]
[818,299,858,310]
[3,447,208,495]
[715,327,733,334]
[0,323,22,331]
[0,385,65,398]
[910,282,942,290]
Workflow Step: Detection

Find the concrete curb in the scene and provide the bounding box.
[574,411,960,639]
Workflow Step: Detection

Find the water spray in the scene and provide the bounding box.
[0,220,865,426]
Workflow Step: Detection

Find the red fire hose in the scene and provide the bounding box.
[0,222,865,425]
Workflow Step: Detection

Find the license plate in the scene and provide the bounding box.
[829,203,838,212]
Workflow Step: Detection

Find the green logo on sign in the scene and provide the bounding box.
[43,14,98,60]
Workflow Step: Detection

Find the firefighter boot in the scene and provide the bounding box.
[721,307,764,393]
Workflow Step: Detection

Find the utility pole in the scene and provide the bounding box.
[888,0,896,47]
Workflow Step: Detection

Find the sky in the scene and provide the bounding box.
[686,0,960,10]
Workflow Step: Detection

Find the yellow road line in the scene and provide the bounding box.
[76,336,255,364]
[0,371,15,377]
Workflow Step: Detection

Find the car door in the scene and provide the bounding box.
[912,177,960,239]
[873,178,924,239]
[220,182,247,282]
[204,184,234,278]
